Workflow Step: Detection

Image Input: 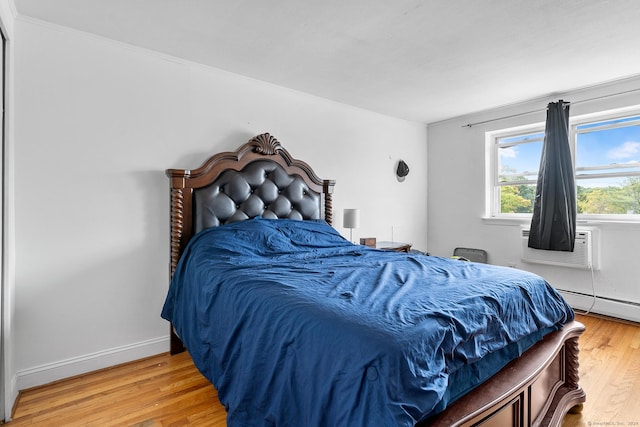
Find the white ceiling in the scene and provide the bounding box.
[15,0,640,123]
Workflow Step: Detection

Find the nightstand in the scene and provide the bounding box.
[375,241,412,252]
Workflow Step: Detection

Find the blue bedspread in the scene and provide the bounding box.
[161,218,574,426]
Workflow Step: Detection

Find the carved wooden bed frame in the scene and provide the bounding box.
[166,133,585,427]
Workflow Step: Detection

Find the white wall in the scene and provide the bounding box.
[12,17,427,390]
[427,76,640,322]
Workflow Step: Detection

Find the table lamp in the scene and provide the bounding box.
[343,208,360,243]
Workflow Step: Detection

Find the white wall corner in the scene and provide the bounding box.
[0,0,15,38]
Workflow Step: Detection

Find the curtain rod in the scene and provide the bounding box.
[461,87,640,128]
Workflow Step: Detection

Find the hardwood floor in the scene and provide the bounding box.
[562,313,640,427]
[8,352,224,426]
[7,313,640,426]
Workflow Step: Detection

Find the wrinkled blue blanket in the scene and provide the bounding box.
[161,218,574,426]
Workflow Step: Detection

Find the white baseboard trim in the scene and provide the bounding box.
[16,336,169,391]
[559,289,640,323]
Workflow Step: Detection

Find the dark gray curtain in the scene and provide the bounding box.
[528,100,576,251]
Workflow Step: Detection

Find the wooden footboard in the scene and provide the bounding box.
[424,320,585,427]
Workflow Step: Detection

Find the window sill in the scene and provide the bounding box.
[482,216,640,229]
[481,217,530,226]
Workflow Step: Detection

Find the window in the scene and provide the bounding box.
[488,109,640,220]
[575,115,640,215]
[494,131,543,215]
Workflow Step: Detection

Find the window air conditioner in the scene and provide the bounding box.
[521,228,595,269]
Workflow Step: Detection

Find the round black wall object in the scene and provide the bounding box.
[396,159,410,181]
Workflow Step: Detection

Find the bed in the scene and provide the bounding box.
[162,133,586,427]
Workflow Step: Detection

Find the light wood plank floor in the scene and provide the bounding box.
[7,313,640,426]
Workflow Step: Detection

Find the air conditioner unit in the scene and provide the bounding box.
[521,228,596,269]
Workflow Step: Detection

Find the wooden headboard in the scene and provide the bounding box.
[166,133,335,351]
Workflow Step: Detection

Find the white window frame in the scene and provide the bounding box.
[487,106,640,222]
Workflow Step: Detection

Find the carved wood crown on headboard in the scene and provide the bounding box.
[166,133,336,276]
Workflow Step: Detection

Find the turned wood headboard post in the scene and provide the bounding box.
[168,175,193,278]
[169,187,183,277]
[323,179,335,226]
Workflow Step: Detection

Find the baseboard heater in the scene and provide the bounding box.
[521,228,595,269]
[558,289,640,307]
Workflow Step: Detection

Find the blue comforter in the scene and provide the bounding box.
[161,218,574,426]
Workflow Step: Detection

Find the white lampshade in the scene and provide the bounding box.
[343,209,360,229]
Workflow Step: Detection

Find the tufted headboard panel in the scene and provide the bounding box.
[193,160,322,232]
[166,133,335,277]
